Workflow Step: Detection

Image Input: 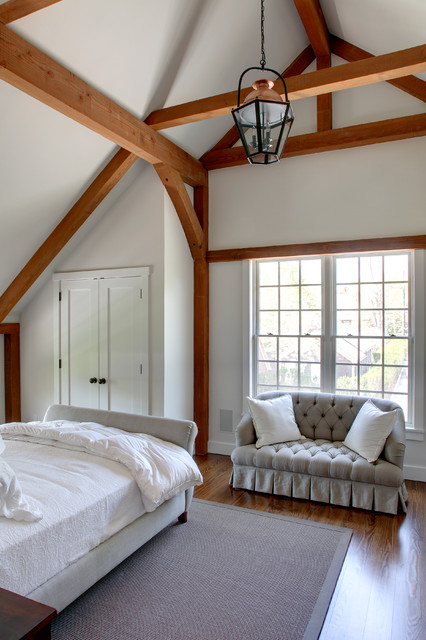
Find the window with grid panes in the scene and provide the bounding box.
[256,257,322,394]
[254,252,412,422]
[334,253,410,418]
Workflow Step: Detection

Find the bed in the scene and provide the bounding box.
[0,404,202,612]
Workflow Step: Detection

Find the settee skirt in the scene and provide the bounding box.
[230,464,408,515]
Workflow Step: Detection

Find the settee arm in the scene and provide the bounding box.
[384,408,406,470]
[235,412,256,447]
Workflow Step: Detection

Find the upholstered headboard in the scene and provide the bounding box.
[44,404,198,455]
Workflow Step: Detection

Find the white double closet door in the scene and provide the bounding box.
[55,268,149,414]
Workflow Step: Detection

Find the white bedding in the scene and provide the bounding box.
[0,420,202,597]
[0,440,145,595]
[0,420,202,512]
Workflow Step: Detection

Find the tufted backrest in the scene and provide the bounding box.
[294,391,370,441]
[235,390,406,468]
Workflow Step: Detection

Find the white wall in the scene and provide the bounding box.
[209,261,246,454]
[20,280,55,421]
[163,190,194,419]
[208,137,426,482]
[209,138,426,250]
[19,160,194,422]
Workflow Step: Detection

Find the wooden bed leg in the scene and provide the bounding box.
[178,511,187,523]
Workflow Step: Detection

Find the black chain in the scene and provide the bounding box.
[260,0,266,69]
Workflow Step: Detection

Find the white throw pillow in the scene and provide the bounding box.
[343,399,397,463]
[247,394,303,448]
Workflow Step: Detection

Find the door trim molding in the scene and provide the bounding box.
[53,267,150,410]
[53,266,151,281]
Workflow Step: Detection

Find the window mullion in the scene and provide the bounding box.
[298,260,301,389]
[322,255,333,393]
[357,258,361,395]
[382,261,385,399]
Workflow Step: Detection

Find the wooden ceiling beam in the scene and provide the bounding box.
[316,53,332,131]
[154,164,205,260]
[146,44,426,130]
[330,35,426,103]
[0,0,62,24]
[207,235,426,264]
[194,184,209,244]
[0,148,138,323]
[292,0,330,57]
[208,45,315,153]
[201,113,426,170]
[0,23,207,187]
[292,0,332,131]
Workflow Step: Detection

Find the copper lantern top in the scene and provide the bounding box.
[244,78,284,104]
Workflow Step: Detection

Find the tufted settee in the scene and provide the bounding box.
[230,391,408,515]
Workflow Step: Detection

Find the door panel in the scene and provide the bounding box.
[60,280,99,408]
[99,277,147,413]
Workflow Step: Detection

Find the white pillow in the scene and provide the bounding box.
[343,399,397,463]
[247,394,303,448]
[0,435,4,455]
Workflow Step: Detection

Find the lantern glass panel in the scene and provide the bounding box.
[233,98,294,165]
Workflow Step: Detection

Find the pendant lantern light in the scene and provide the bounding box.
[232,0,294,165]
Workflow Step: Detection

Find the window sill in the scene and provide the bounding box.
[405,427,424,442]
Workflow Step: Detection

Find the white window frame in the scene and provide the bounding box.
[246,251,425,440]
[410,250,425,439]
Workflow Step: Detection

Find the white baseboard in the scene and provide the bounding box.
[404,465,426,482]
[207,441,233,456]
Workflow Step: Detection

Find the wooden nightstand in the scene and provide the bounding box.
[0,588,56,640]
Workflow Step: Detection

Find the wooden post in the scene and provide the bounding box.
[193,258,209,454]
[1,323,21,422]
[193,185,209,454]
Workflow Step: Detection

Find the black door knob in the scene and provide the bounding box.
[89,377,98,384]
[98,378,106,384]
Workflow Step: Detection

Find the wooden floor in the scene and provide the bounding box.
[193,454,425,640]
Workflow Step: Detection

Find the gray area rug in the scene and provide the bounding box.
[51,499,352,640]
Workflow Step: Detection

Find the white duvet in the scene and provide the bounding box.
[0,420,202,513]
